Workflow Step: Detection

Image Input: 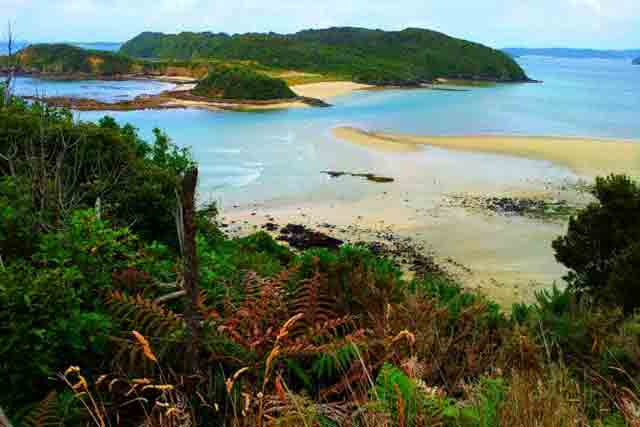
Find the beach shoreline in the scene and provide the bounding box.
[221,124,640,307]
[334,127,640,178]
[291,81,374,100]
[219,124,622,307]
[20,79,376,112]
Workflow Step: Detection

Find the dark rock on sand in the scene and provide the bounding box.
[322,171,395,184]
[278,224,344,250]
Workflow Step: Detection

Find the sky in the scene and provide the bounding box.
[1,0,639,49]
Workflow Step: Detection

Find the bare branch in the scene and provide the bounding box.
[3,21,15,106]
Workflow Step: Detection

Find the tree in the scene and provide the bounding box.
[2,22,15,107]
[553,174,640,310]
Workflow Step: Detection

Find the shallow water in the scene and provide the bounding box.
[15,56,640,206]
[13,77,175,103]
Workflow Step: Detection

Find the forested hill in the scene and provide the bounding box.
[120,27,529,85]
[15,44,133,75]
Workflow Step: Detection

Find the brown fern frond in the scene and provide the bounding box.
[218,271,289,356]
[288,271,342,338]
[24,391,61,427]
[106,291,184,338]
[196,289,220,321]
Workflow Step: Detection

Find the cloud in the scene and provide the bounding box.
[1,0,639,48]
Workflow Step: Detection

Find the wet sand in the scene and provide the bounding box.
[221,129,602,307]
[334,127,640,178]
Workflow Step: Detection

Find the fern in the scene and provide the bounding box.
[374,364,421,427]
[312,343,358,381]
[105,291,185,371]
[23,392,61,427]
[289,271,339,336]
[106,290,184,338]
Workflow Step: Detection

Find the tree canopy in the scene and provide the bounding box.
[120,27,529,84]
[16,43,133,75]
[192,65,296,100]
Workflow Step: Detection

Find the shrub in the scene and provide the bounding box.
[0,262,114,410]
[553,174,640,310]
[193,66,297,100]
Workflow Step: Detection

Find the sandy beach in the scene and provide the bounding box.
[291,81,373,101]
[220,125,623,307]
[334,127,640,178]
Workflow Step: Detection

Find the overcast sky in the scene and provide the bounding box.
[1,0,639,49]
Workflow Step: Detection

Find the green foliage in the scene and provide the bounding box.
[198,231,291,307]
[374,363,427,426]
[193,65,297,100]
[410,275,502,325]
[120,27,529,84]
[0,177,40,260]
[0,98,193,250]
[311,343,358,382]
[459,377,506,427]
[17,44,133,75]
[553,174,640,311]
[294,245,404,316]
[35,209,139,293]
[0,260,114,410]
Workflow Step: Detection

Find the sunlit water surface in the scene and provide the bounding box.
[14,56,640,206]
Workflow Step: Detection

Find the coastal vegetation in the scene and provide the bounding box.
[1,85,640,426]
[192,65,297,100]
[15,44,133,76]
[120,27,529,84]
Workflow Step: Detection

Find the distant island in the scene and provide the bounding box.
[634,57,640,65]
[14,43,133,77]
[503,47,640,61]
[121,27,530,84]
[3,27,534,109]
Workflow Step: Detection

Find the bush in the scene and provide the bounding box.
[0,100,194,251]
[0,262,114,410]
[553,175,640,310]
[193,65,297,100]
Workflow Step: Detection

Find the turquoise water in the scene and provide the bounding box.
[14,77,175,103]
[15,56,640,205]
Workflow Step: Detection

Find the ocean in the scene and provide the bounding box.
[11,56,640,207]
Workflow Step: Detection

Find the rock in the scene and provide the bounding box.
[262,222,280,232]
[322,171,395,184]
[278,224,344,250]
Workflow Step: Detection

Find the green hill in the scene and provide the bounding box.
[120,27,529,85]
[192,65,297,100]
[16,43,133,75]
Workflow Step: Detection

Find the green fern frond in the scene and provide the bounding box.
[312,343,359,381]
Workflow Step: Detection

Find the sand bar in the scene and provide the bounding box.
[292,82,373,101]
[334,127,640,178]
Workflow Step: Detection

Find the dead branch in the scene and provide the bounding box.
[179,167,201,373]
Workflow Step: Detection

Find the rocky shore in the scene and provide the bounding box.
[444,194,582,221]
[23,86,330,112]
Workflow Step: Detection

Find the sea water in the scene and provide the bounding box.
[12,56,640,206]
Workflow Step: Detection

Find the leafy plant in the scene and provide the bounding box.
[553,174,640,311]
